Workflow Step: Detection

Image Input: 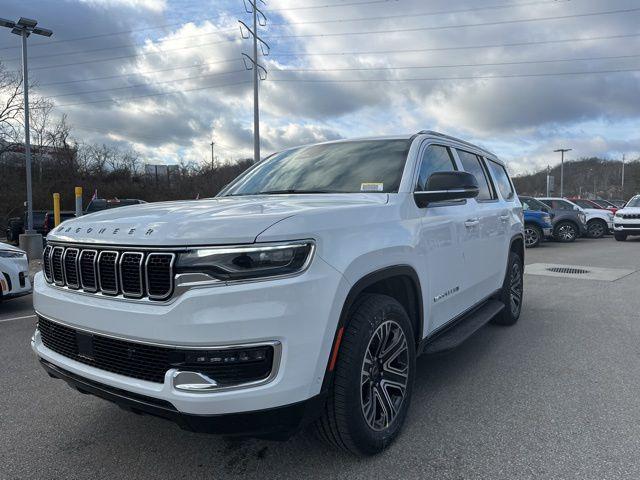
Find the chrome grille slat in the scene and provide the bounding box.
[44,244,174,302]
[120,252,144,298]
[79,249,98,292]
[51,247,65,285]
[63,248,80,289]
[145,253,175,300]
[98,251,119,295]
[42,245,53,282]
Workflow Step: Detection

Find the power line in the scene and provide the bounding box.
[266,66,640,83]
[54,79,252,108]
[269,0,572,26]
[0,20,234,51]
[47,69,248,99]
[264,7,640,40]
[266,0,395,12]
[26,39,244,71]
[2,31,237,63]
[38,58,243,87]
[273,53,640,73]
[273,32,640,57]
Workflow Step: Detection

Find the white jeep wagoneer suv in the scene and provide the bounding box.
[32,131,524,455]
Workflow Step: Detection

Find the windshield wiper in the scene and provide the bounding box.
[253,189,344,195]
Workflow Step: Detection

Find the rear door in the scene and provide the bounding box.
[455,149,505,305]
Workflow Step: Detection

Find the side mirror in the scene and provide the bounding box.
[414,171,479,208]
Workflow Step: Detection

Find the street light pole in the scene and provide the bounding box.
[621,154,625,199]
[0,17,52,259]
[554,148,572,197]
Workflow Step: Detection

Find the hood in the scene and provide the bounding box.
[47,194,389,246]
[619,206,640,214]
[0,241,25,253]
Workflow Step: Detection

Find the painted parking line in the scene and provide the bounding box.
[0,314,36,324]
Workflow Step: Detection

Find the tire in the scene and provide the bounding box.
[614,233,627,241]
[587,219,607,239]
[314,294,416,456]
[492,251,523,326]
[553,221,578,242]
[524,224,542,248]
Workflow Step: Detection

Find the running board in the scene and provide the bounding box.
[421,299,505,355]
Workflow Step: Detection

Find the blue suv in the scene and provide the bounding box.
[520,197,553,248]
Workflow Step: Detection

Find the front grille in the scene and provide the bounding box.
[617,224,640,229]
[620,213,640,219]
[43,245,174,301]
[38,316,275,385]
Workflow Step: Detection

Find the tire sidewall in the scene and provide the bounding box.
[554,221,577,242]
[338,297,416,455]
[587,219,606,238]
[524,225,541,248]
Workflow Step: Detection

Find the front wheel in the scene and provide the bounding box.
[554,221,578,242]
[314,294,416,455]
[587,219,607,239]
[614,233,627,241]
[524,225,542,248]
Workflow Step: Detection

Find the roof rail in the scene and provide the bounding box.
[416,130,494,156]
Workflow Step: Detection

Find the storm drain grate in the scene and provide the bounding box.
[546,267,590,275]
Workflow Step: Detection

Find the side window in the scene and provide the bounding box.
[554,200,573,210]
[416,145,456,191]
[457,150,495,201]
[487,159,515,200]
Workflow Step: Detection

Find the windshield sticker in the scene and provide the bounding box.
[361,182,384,192]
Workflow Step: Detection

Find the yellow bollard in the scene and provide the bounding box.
[75,186,83,217]
[53,193,61,227]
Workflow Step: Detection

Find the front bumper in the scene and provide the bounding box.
[32,255,350,418]
[614,222,640,234]
[40,358,325,439]
[543,227,553,237]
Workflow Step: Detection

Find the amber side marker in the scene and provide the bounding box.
[328,326,344,372]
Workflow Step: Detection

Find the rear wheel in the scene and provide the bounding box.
[524,224,542,248]
[554,221,578,242]
[314,294,416,456]
[492,251,523,326]
[614,232,627,241]
[587,219,607,239]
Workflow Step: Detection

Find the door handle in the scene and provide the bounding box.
[464,218,480,228]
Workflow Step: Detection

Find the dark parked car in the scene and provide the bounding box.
[519,196,587,242]
[86,198,146,213]
[4,210,48,244]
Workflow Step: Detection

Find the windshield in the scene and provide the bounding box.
[220,139,412,196]
[626,196,640,208]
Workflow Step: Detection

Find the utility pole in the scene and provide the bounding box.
[554,148,572,197]
[239,0,269,163]
[621,154,625,199]
[210,141,215,170]
[0,17,52,260]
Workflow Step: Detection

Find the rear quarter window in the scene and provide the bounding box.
[486,159,515,200]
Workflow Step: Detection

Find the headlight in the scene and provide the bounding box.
[615,212,622,218]
[578,212,587,223]
[607,213,614,221]
[175,241,315,282]
[0,250,26,258]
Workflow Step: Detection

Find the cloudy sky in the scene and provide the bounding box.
[1,0,639,174]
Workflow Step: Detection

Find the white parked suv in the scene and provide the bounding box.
[32,131,525,455]
[613,195,640,241]
[0,242,31,301]
[538,197,613,239]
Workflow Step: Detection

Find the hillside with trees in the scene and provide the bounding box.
[512,157,640,200]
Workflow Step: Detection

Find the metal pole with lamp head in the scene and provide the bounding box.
[554,148,572,197]
[0,17,52,259]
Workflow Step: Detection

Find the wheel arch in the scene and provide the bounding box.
[320,265,423,393]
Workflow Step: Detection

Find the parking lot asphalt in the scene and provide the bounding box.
[2,236,640,479]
